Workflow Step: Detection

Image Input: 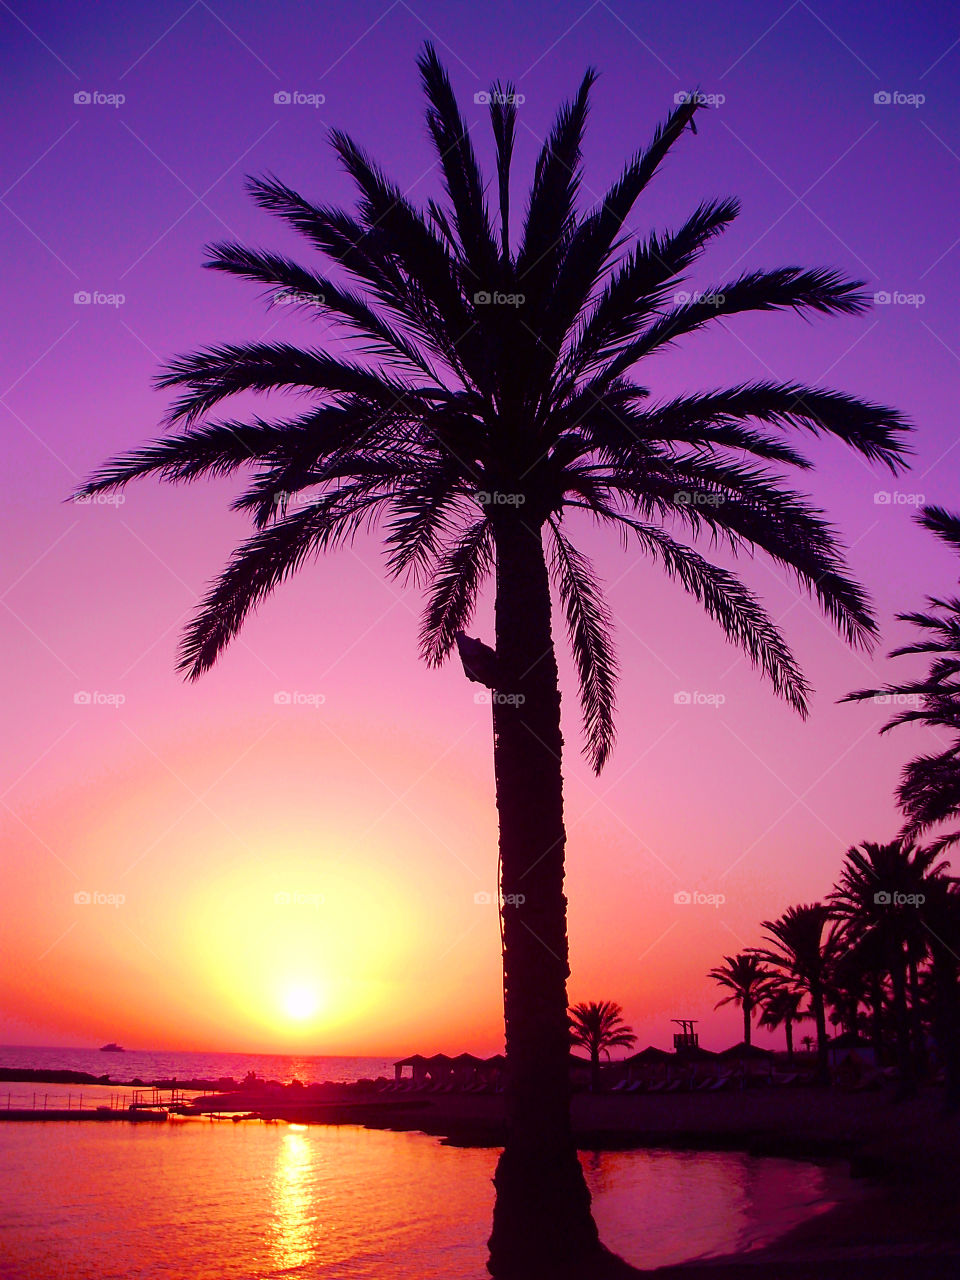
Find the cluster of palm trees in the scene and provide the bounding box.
[709,508,960,1106]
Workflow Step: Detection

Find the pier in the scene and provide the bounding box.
[0,1087,192,1122]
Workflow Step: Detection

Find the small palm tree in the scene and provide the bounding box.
[569,1000,637,1092]
[846,508,960,852]
[76,47,908,1274]
[707,953,771,1047]
[758,979,809,1062]
[752,905,839,1082]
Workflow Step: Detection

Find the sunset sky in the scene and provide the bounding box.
[2,0,958,1057]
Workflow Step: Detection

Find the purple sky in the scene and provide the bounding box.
[2,0,959,1054]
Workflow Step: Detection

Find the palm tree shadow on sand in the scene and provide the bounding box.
[75,44,910,1280]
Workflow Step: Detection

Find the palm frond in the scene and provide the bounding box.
[157,342,423,425]
[418,43,498,284]
[919,505,960,554]
[583,507,810,713]
[178,488,390,678]
[548,521,618,771]
[419,518,493,665]
[488,81,517,259]
[595,267,870,388]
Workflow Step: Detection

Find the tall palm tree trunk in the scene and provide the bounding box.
[907,954,927,1076]
[487,514,598,1276]
[812,986,829,1083]
[870,972,885,1060]
[743,1003,752,1047]
[784,1016,794,1063]
[890,945,915,1096]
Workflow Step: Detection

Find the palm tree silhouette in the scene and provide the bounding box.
[758,979,809,1062]
[569,1000,637,1091]
[707,952,771,1047]
[846,507,960,854]
[752,905,839,1082]
[76,47,908,1275]
[829,839,948,1093]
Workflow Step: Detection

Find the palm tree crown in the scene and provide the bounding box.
[569,999,637,1059]
[708,952,771,1045]
[829,839,948,943]
[76,44,909,774]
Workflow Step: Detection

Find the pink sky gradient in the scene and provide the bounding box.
[2,0,959,1055]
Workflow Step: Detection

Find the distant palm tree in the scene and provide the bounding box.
[846,508,960,853]
[708,953,771,1047]
[569,1000,637,1092]
[829,840,948,1092]
[76,46,908,1276]
[758,979,809,1062]
[753,905,839,1082]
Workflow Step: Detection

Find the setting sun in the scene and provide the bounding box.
[282,986,321,1022]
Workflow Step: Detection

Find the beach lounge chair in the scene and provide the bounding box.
[706,1074,733,1091]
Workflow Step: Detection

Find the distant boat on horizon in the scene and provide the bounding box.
[100,1043,124,1052]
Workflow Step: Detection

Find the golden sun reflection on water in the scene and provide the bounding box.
[271,1127,319,1272]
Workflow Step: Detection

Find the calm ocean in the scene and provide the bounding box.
[0,1044,397,1085]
